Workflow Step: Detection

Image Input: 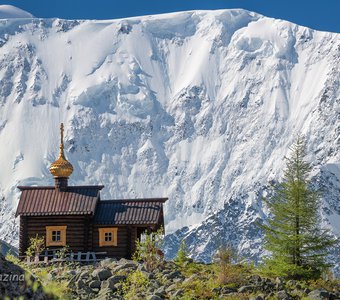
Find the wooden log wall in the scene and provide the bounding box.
[19,216,28,257]
[24,215,88,253]
[129,226,137,259]
[92,225,129,259]
[21,215,164,259]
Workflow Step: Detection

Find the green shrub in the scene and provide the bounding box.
[133,227,164,271]
[181,276,217,299]
[5,251,20,265]
[26,234,45,258]
[213,245,246,285]
[122,270,150,299]
[55,245,69,259]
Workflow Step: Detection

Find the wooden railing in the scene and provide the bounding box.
[21,250,107,264]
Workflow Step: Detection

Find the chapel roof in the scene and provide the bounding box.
[15,185,103,217]
[93,198,167,225]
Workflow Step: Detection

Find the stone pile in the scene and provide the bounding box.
[62,258,340,300]
[0,254,54,299]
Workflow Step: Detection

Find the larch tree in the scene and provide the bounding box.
[260,136,337,279]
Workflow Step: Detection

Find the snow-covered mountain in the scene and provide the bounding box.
[0,5,34,19]
[0,8,339,269]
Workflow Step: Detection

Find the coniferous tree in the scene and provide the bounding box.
[175,240,189,265]
[260,137,337,279]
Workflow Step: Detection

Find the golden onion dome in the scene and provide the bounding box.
[49,123,74,178]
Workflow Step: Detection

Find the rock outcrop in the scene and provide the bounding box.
[0,254,54,299]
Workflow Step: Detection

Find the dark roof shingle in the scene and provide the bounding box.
[94,198,167,225]
[15,186,103,217]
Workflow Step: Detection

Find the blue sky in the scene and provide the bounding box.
[4,0,340,33]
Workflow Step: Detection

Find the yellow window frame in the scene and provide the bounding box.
[46,225,67,247]
[98,228,118,247]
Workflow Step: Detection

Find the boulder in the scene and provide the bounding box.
[66,269,77,277]
[76,279,86,290]
[219,292,239,299]
[165,283,177,292]
[249,275,262,284]
[155,285,166,296]
[277,290,294,300]
[150,279,160,289]
[79,270,91,279]
[107,275,127,285]
[183,274,199,283]
[172,289,184,297]
[249,295,264,300]
[238,285,254,293]
[212,287,221,294]
[136,264,147,272]
[221,286,237,294]
[113,263,138,272]
[92,268,112,281]
[275,277,284,285]
[147,295,163,300]
[308,289,330,300]
[141,270,154,279]
[100,258,117,268]
[76,279,93,294]
[117,258,138,265]
[89,280,101,289]
[100,279,118,292]
[167,270,182,279]
[95,287,117,300]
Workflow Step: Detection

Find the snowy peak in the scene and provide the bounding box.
[0,5,34,19]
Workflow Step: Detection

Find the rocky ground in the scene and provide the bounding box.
[2,255,340,299]
[31,258,340,300]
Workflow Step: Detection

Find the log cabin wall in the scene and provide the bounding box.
[23,215,88,254]
[92,225,130,259]
[19,216,28,257]
[129,226,137,258]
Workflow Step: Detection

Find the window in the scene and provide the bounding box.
[104,232,112,242]
[98,228,118,247]
[46,226,67,246]
[52,230,61,242]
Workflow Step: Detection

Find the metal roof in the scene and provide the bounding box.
[93,198,167,225]
[15,186,104,217]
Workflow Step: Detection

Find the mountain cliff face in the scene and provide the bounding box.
[0,9,338,270]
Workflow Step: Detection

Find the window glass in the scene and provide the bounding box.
[104,232,112,241]
[52,231,61,242]
[98,228,118,246]
[46,226,67,246]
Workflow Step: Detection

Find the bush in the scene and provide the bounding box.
[26,235,45,258]
[5,251,20,265]
[133,227,164,271]
[180,263,218,299]
[56,245,69,259]
[213,245,247,285]
[122,270,150,299]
